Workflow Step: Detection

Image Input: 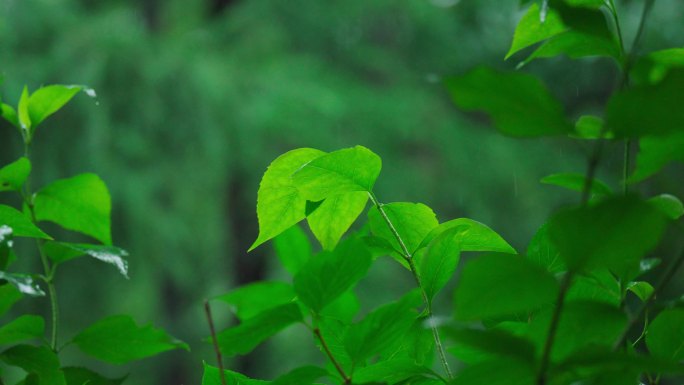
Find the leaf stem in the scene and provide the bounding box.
[536,273,572,385]
[204,300,227,385]
[312,320,351,385]
[368,192,453,379]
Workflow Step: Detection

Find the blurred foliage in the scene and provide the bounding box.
[1,0,682,383]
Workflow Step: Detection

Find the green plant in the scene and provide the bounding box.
[203,1,684,385]
[0,85,187,384]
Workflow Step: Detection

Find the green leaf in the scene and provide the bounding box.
[547,196,667,273]
[630,132,684,182]
[0,345,66,385]
[416,227,463,303]
[648,194,684,220]
[27,85,82,128]
[307,192,367,250]
[42,242,128,278]
[202,363,269,385]
[0,205,51,239]
[450,358,535,385]
[353,358,437,384]
[62,367,125,385]
[0,284,22,317]
[526,223,566,274]
[418,218,516,254]
[319,290,360,324]
[506,3,567,59]
[273,225,312,275]
[368,202,439,256]
[72,315,188,364]
[566,270,621,307]
[272,366,328,385]
[606,70,684,138]
[344,290,422,364]
[34,173,111,244]
[445,67,572,137]
[445,326,536,365]
[647,309,684,361]
[0,315,44,345]
[0,271,45,296]
[0,158,31,192]
[573,115,609,139]
[631,48,684,85]
[315,317,353,374]
[1,103,18,127]
[294,237,372,313]
[215,281,295,321]
[216,303,302,357]
[453,253,558,321]
[626,281,654,302]
[292,146,382,202]
[250,148,326,251]
[540,172,612,196]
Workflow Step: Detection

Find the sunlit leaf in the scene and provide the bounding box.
[0,271,45,297]
[1,103,18,127]
[34,173,111,244]
[445,67,572,137]
[202,363,269,385]
[292,146,382,202]
[250,148,325,251]
[419,218,515,254]
[28,85,82,128]
[0,158,31,192]
[72,315,189,364]
[307,192,367,250]
[416,227,463,303]
[43,242,129,278]
[368,202,438,256]
[627,281,654,302]
[506,3,566,59]
[540,172,612,196]
[0,205,51,239]
[215,281,295,321]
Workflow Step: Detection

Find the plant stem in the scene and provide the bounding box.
[313,323,350,384]
[204,300,227,385]
[368,192,453,380]
[623,139,631,195]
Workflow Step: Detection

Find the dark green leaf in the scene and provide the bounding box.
[292,146,382,202]
[547,196,667,273]
[453,253,558,321]
[647,309,684,361]
[202,363,269,385]
[0,205,51,239]
[72,315,188,364]
[0,158,31,192]
[0,315,44,345]
[419,218,515,254]
[630,132,684,182]
[307,192,367,250]
[216,303,302,356]
[540,172,612,196]
[272,366,328,385]
[28,85,82,128]
[565,270,621,307]
[417,227,463,303]
[273,225,312,275]
[294,237,372,313]
[63,367,125,385]
[215,281,295,321]
[526,223,566,274]
[368,202,439,256]
[648,194,684,220]
[34,173,112,244]
[43,242,128,278]
[445,326,535,365]
[0,345,66,385]
[450,358,535,385]
[445,67,572,137]
[250,148,325,251]
[0,284,22,317]
[0,271,45,296]
[631,48,684,85]
[353,358,437,384]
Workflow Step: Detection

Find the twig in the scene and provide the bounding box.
[313,325,351,384]
[204,300,227,385]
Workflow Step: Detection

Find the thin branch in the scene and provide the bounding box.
[204,300,227,385]
[313,325,351,384]
[368,192,453,379]
[536,273,572,385]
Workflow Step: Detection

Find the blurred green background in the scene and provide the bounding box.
[1,0,682,383]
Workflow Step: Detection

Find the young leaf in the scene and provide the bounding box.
[540,172,612,196]
[202,363,269,385]
[0,284,22,317]
[272,366,329,385]
[453,253,558,321]
[353,358,437,384]
[646,309,684,361]
[626,281,654,302]
[573,115,609,139]
[418,218,516,254]
[27,85,82,128]
[307,191,367,250]
[445,67,572,137]
[648,194,684,220]
[630,132,684,182]
[0,158,31,192]
[17,86,31,136]
[0,345,66,385]
[273,225,312,275]
[416,227,463,303]
[292,146,382,202]
[216,303,302,357]
[506,3,567,59]
[1,103,18,127]
[606,70,684,138]
[72,315,189,364]
[547,196,667,273]
[0,271,45,296]
[0,205,51,239]
[33,173,111,244]
[215,281,296,321]
[344,290,422,365]
[526,223,566,274]
[43,242,129,278]
[62,367,125,385]
[0,315,44,345]
[368,202,439,256]
[250,148,325,251]
[294,237,372,313]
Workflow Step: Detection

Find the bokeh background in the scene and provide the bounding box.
[1,0,682,383]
